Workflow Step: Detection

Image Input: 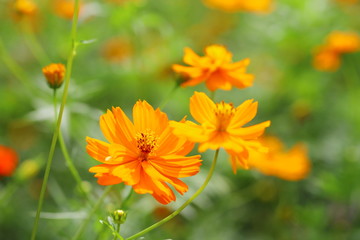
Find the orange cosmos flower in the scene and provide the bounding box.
[313,47,341,72]
[42,63,66,89]
[13,0,37,17]
[326,31,360,54]
[170,92,270,172]
[101,37,133,63]
[0,145,19,177]
[86,101,202,204]
[172,45,254,91]
[313,31,360,72]
[248,136,310,181]
[53,0,82,19]
[203,0,272,13]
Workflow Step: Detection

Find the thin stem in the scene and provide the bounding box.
[125,149,220,240]
[158,83,180,109]
[53,90,91,202]
[30,1,81,239]
[72,186,113,240]
[113,223,121,240]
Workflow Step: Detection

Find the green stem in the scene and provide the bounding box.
[113,223,121,240]
[158,83,180,109]
[53,90,90,201]
[72,186,113,240]
[125,149,220,240]
[30,1,81,239]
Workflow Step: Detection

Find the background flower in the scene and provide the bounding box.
[172,45,254,91]
[248,136,311,181]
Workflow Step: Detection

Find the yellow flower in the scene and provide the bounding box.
[203,0,272,13]
[170,92,270,172]
[86,101,202,204]
[248,136,310,181]
[42,63,66,89]
[172,45,254,91]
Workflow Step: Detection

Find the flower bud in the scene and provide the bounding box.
[42,63,66,89]
[15,159,40,181]
[111,210,127,224]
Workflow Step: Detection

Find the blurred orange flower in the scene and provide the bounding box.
[248,136,310,181]
[86,101,202,204]
[170,92,270,172]
[313,47,340,72]
[42,63,66,89]
[13,0,37,17]
[53,0,81,19]
[336,0,358,4]
[101,37,133,63]
[326,31,360,53]
[0,145,19,177]
[313,31,360,72]
[173,45,254,91]
[203,0,272,13]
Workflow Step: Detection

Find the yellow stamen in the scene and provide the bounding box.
[136,129,158,161]
[214,101,235,131]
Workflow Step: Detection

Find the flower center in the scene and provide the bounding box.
[136,129,158,161]
[214,101,235,131]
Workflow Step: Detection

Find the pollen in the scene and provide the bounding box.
[136,129,158,160]
[214,101,235,131]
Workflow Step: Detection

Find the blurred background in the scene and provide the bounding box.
[1,0,360,239]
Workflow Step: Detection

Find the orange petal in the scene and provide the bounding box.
[205,71,233,91]
[133,100,168,135]
[228,120,271,139]
[86,137,110,162]
[170,120,211,143]
[150,155,202,178]
[157,123,196,156]
[100,108,137,152]
[172,65,204,78]
[190,92,216,125]
[183,47,201,66]
[229,100,258,128]
[112,160,141,186]
[96,173,123,185]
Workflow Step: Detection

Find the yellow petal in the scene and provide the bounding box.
[190,92,216,125]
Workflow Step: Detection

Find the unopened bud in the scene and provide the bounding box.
[42,63,66,89]
[112,210,127,224]
[15,159,40,181]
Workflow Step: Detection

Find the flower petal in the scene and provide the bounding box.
[229,99,258,128]
[86,137,110,163]
[190,92,216,125]
[133,100,168,135]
